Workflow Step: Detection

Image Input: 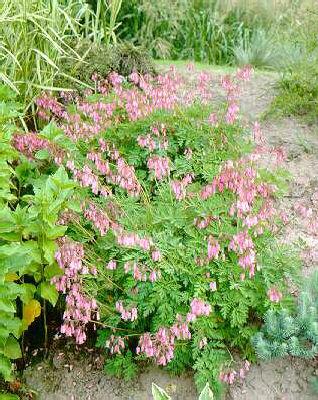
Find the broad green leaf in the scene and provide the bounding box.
[42,240,57,265]
[0,232,20,242]
[67,200,82,213]
[0,354,12,381]
[40,122,63,140]
[19,283,36,305]
[0,84,17,101]
[0,393,20,400]
[3,336,21,360]
[45,225,67,240]
[44,263,63,280]
[0,316,22,338]
[0,208,15,233]
[198,383,214,400]
[38,282,59,306]
[35,149,49,160]
[0,299,15,314]
[151,383,171,400]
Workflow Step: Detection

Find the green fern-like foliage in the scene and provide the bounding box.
[253,272,318,360]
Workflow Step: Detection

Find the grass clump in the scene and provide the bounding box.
[267,59,318,124]
[58,39,156,90]
[266,4,318,123]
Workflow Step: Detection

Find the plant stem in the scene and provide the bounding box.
[43,298,48,357]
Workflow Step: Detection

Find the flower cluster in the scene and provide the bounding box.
[124,261,160,283]
[106,335,126,355]
[207,236,221,261]
[117,232,152,251]
[115,301,138,322]
[12,64,296,391]
[220,360,251,385]
[36,92,65,120]
[171,314,192,340]
[229,231,256,278]
[52,238,99,344]
[84,203,114,236]
[171,173,194,200]
[12,132,64,164]
[137,124,168,152]
[147,156,170,180]
[136,328,175,366]
[137,297,210,366]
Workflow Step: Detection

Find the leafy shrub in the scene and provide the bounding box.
[111,42,156,77]
[11,66,297,396]
[0,85,74,382]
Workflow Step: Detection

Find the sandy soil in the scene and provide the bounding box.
[23,66,318,400]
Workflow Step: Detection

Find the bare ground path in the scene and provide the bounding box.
[23,67,318,400]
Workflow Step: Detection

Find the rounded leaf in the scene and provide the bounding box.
[22,299,41,327]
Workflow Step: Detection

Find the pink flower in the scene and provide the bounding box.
[199,337,207,349]
[225,102,239,124]
[208,112,218,126]
[152,250,161,262]
[209,281,217,291]
[252,121,265,144]
[280,210,289,224]
[207,237,220,260]
[149,270,158,282]
[267,287,282,303]
[184,147,193,159]
[220,359,250,385]
[107,260,117,270]
[106,335,125,354]
[271,146,287,165]
[53,238,99,345]
[171,174,193,200]
[187,298,211,322]
[129,72,139,84]
[116,301,138,321]
[294,202,313,218]
[236,65,253,81]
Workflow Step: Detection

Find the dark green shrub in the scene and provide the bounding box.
[57,39,156,91]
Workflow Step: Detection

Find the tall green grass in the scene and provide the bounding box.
[114,0,317,69]
[0,0,81,112]
[0,0,123,116]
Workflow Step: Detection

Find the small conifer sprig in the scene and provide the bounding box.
[253,272,318,360]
